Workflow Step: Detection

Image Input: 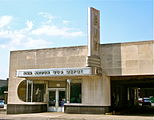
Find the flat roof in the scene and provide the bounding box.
[11,40,154,52]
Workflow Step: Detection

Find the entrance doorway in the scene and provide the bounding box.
[48,88,65,112]
[111,76,154,114]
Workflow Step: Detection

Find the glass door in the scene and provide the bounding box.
[59,91,65,112]
[48,91,56,112]
[48,89,65,112]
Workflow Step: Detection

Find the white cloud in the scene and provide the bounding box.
[0,29,52,50]
[0,44,6,48]
[0,16,12,28]
[0,24,52,50]
[26,20,33,30]
[31,25,84,37]
[0,13,84,50]
[39,12,54,24]
[62,20,69,25]
[39,12,54,19]
[23,38,52,49]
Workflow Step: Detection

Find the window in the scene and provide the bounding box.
[70,80,81,103]
[18,80,26,102]
[33,83,45,102]
[18,80,46,102]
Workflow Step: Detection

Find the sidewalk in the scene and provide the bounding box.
[0,111,154,120]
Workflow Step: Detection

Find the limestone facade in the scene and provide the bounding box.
[8,40,154,114]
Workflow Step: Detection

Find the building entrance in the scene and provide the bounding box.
[48,88,65,112]
[111,76,154,114]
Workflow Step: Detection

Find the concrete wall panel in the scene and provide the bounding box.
[82,76,110,106]
[101,40,154,76]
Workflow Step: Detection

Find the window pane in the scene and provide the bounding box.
[59,91,65,106]
[70,83,81,103]
[17,80,46,102]
[27,81,32,102]
[33,83,46,102]
[18,80,26,102]
[49,91,56,106]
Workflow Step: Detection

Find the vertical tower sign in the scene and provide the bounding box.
[88,7,100,57]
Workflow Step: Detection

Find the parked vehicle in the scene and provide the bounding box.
[0,100,4,108]
[138,97,151,106]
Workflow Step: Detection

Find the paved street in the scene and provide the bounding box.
[0,111,154,120]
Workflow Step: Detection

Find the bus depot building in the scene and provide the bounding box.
[7,8,154,114]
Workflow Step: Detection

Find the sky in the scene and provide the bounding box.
[0,0,153,79]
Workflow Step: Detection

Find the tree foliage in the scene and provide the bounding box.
[0,86,8,96]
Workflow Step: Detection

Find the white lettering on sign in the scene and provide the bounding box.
[16,67,92,77]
